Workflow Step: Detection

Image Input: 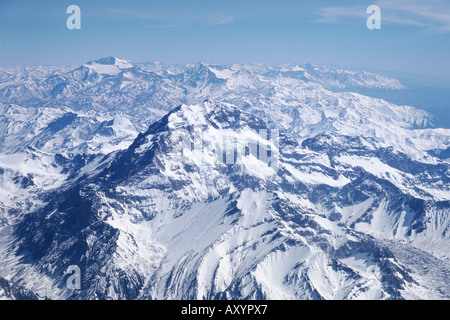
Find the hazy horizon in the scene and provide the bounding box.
[1,0,449,78]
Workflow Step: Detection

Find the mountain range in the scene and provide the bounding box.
[0,57,448,300]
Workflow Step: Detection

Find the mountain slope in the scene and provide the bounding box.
[1,102,447,300]
[0,58,449,300]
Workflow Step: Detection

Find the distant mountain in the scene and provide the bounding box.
[2,58,447,157]
[300,63,406,90]
[0,58,419,129]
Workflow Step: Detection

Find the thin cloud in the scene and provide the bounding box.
[316,5,367,24]
[102,7,233,27]
[316,0,450,33]
[205,14,234,26]
[103,7,159,21]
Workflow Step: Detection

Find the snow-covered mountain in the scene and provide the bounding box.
[0,57,419,127]
[0,58,449,300]
[0,101,448,300]
[0,104,138,155]
[1,58,444,158]
[300,63,406,90]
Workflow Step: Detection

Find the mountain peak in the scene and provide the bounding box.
[90,56,132,67]
[81,57,133,75]
[160,101,268,134]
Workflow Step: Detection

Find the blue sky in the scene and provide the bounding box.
[1,0,449,78]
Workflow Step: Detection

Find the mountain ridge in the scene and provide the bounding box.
[0,101,447,299]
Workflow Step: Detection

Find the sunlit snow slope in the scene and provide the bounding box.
[0,101,447,300]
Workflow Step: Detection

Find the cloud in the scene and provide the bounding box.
[316,5,367,24]
[103,7,159,21]
[316,0,450,33]
[205,14,234,26]
[103,7,233,27]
